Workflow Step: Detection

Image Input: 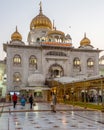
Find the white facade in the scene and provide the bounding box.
[3,3,101,99]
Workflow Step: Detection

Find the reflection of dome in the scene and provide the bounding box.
[30,3,52,30]
[80,33,90,46]
[11,26,22,41]
[28,70,45,86]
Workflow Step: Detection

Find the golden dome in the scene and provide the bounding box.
[11,26,22,41]
[48,28,65,36]
[80,33,90,46]
[30,2,52,30]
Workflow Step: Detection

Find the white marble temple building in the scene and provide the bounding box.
[3,3,101,101]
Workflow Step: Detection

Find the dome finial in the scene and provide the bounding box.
[39,1,42,14]
[84,32,86,38]
[53,20,55,29]
[16,26,18,32]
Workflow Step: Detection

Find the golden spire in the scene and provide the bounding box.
[39,1,42,14]
[15,25,19,33]
[16,26,17,32]
[84,32,86,38]
[53,20,55,29]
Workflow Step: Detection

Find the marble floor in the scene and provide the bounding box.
[0,103,104,130]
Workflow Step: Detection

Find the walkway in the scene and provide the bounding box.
[0,102,104,130]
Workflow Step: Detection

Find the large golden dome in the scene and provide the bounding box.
[80,33,90,46]
[11,27,22,41]
[30,2,52,30]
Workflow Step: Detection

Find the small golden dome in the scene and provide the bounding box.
[30,2,52,30]
[48,28,65,36]
[11,26,22,41]
[80,33,90,46]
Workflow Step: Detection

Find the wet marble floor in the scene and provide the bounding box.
[0,103,104,130]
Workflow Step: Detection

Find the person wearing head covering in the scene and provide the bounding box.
[20,94,26,108]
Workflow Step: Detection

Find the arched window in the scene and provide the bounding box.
[13,54,21,65]
[49,39,51,42]
[41,37,45,42]
[29,55,37,69]
[73,57,80,67]
[13,72,21,82]
[37,38,40,42]
[87,58,94,68]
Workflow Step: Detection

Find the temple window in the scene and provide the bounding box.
[37,38,40,42]
[29,55,37,69]
[13,72,21,82]
[13,54,21,66]
[73,57,80,67]
[87,58,94,68]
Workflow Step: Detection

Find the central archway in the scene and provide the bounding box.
[48,63,64,78]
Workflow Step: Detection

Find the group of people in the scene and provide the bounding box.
[12,92,57,112]
[12,92,34,109]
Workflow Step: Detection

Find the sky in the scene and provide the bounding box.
[0,0,104,60]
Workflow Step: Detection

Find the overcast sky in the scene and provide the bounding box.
[0,0,104,60]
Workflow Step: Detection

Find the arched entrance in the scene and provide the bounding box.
[49,63,64,78]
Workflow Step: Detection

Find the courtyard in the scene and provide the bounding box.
[0,102,104,130]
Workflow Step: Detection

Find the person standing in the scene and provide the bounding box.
[51,93,57,112]
[12,92,17,108]
[20,94,26,108]
[29,94,33,109]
